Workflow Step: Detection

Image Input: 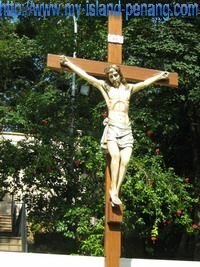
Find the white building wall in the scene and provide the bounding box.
[0,253,199,267]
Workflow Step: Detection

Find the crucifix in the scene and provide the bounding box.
[47,14,178,267]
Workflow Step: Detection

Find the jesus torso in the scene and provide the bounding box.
[105,84,132,128]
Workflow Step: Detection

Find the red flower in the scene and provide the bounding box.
[151,236,157,244]
[176,210,183,216]
[184,177,190,183]
[192,224,199,229]
[155,147,160,154]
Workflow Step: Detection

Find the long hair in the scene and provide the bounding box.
[104,64,127,87]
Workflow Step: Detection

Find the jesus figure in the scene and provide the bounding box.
[60,56,169,205]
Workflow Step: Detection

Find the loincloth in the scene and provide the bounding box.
[100,118,134,152]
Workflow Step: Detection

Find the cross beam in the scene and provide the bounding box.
[47,54,178,88]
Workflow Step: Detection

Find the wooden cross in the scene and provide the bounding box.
[47,14,178,267]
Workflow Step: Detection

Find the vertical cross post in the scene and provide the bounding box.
[107,14,123,64]
[104,14,123,267]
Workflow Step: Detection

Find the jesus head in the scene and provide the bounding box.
[104,65,127,88]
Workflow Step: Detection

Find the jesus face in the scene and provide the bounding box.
[108,69,121,88]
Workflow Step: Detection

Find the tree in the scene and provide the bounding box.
[123,17,200,258]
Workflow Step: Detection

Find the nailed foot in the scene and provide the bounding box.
[109,189,122,206]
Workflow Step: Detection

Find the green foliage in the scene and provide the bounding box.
[122,150,197,239]
[56,207,104,256]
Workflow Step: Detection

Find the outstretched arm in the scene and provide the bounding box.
[130,71,169,94]
[60,56,104,89]
[60,56,110,105]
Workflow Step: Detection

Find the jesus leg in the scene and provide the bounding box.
[107,140,122,205]
[116,147,132,196]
